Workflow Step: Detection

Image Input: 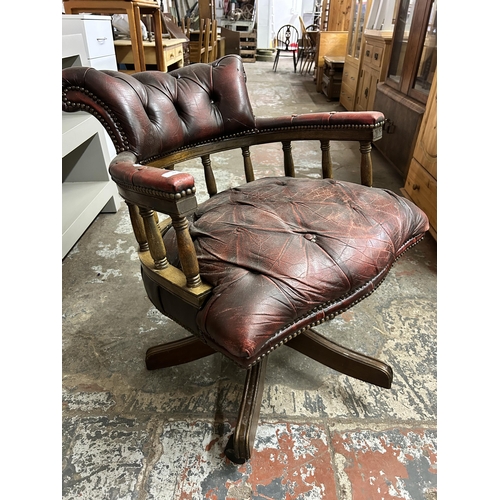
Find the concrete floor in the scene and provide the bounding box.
[62,56,437,499]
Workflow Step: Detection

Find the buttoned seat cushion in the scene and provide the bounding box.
[164,177,429,368]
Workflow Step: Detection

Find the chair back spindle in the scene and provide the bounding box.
[359,141,374,187]
[201,154,218,197]
[282,140,295,177]
[241,146,255,183]
[320,140,333,179]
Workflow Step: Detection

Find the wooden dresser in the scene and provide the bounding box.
[354,30,392,111]
[401,71,437,239]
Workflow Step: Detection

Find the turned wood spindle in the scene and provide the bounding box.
[201,154,218,197]
[241,146,255,183]
[320,140,333,179]
[359,141,373,187]
[171,215,202,288]
[138,207,169,269]
[282,140,295,177]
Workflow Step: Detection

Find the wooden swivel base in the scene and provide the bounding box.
[145,328,393,464]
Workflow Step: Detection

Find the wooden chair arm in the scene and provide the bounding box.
[109,152,204,291]
[255,110,385,131]
[109,152,198,217]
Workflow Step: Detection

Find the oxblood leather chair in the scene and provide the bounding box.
[62,55,429,464]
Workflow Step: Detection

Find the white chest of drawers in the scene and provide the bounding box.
[62,14,117,70]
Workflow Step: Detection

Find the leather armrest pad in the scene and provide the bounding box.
[256,111,385,130]
[109,155,195,195]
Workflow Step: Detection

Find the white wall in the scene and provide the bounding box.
[256,0,316,49]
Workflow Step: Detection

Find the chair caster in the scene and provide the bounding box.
[224,434,247,464]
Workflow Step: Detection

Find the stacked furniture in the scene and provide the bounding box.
[239,30,256,63]
[63,0,166,72]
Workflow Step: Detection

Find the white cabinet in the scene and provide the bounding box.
[62,15,120,258]
[62,14,117,70]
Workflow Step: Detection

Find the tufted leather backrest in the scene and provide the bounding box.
[62,55,257,162]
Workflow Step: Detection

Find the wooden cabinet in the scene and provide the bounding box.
[198,0,215,20]
[62,13,118,70]
[401,70,437,239]
[339,60,358,110]
[354,30,392,110]
[340,0,372,110]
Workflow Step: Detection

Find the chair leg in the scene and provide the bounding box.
[145,335,216,370]
[286,328,393,389]
[273,51,280,71]
[224,356,268,464]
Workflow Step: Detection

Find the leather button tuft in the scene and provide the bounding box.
[304,234,316,242]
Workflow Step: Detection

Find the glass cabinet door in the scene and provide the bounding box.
[411,0,436,96]
[355,0,369,59]
[385,0,437,104]
[346,0,370,61]
[347,0,360,57]
[367,0,398,31]
[387,0,417,85]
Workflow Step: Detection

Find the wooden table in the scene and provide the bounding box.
[321,56,345,100]
[63,0,165,72]
[114,38,184,72]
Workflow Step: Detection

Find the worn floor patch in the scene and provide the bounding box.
[145,420,337,499]
[331,427,437,500]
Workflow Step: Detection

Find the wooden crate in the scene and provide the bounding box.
[239,31,256,63]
